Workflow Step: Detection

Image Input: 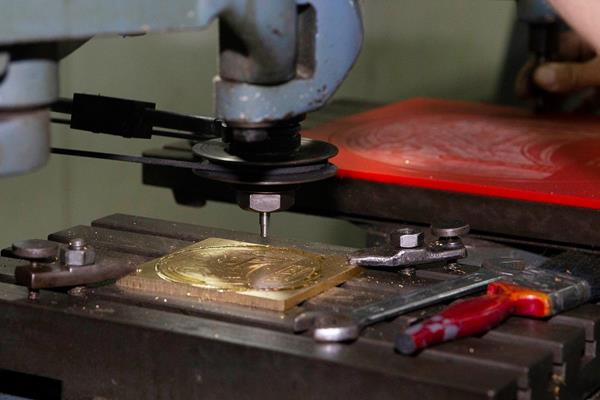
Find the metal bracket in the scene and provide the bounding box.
[7,239,135,297]
[215,0,363,124]
[349,222,470,269]
[14,258,135,290]
[0,0,363,126]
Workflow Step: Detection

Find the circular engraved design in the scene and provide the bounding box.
[155,244,323,291]
[335,113,599,181]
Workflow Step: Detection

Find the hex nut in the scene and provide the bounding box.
[390,228,424,249]
[59,245,96,266]
[236,191,295,213]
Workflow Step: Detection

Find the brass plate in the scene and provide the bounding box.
[155,241,323,291]
[118,238,360,311]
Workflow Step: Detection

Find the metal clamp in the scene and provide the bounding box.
[349,221,470,269]
[10,238,135,298]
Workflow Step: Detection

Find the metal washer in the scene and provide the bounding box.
[192,138,338,167]
[192,138,339,186]
[12,239,58,259]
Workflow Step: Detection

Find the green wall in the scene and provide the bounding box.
[0,1,515,247]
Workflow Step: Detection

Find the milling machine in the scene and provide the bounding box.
[2,1,600,400]
[0,0,362,237]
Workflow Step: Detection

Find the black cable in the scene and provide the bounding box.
[52,98,73,114]
[50,147,204,169]
[50,118,213,141]
[50,94,222,140]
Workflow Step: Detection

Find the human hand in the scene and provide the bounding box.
[516,31,599,97]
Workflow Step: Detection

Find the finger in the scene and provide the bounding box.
[533,57,600,93]
[515,58,537,98]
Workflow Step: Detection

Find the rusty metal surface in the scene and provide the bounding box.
[0,213,599,399]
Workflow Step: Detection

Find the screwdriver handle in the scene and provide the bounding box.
[396,281,555,354]
[395,294,513,355]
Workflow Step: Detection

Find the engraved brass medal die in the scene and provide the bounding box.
[118,238,360,311]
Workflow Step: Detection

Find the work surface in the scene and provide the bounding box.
[0,214,599,399]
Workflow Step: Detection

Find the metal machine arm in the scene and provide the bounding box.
[0,0,363,175]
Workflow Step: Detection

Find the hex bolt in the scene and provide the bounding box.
[69,238,86,250]
[390,228,424,249]
[60,238,96,267]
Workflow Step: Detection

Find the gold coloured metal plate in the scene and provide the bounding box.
[118,238,360,311]
[155,240,323,291]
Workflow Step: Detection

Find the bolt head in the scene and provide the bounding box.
[69,238,86,250]
[236,191,295,213]
[59,244,95,266]
[390,228,424,249]
[431,220,470,238]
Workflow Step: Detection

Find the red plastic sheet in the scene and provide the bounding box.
[304,98,600,209]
